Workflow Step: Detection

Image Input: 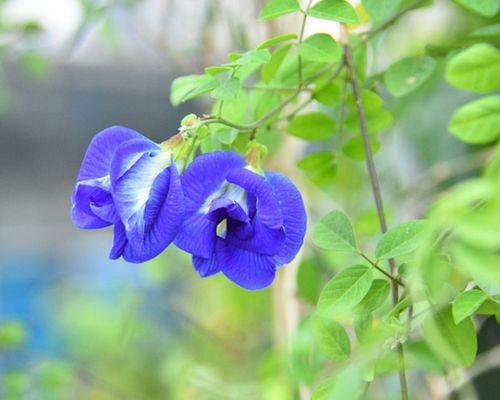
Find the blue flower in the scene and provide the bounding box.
[71,126,184,263]
[174,151,307,290]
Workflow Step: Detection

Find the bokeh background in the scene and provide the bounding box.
[0,0,498,399]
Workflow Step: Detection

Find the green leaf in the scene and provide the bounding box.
[476,296,500,315]
[260,0,301,20]
[210,77,240,101]
[288,112,336,141]
[452,244,500,286]
[454,0,500,17]
[312,378,336,400]
[298,33,341,64]
[384,56,436,97]
[468,23,500,40]
[257,33,298,49]
[317,265,373,317]
[170,74,218,106]
[342,136,380,161]
[0,322,26,350]
[235,49,271,66]
[362,0,403,22]
[315,318,350,360]
[449,95,500,144]
[297,151,336,186]
[354,279,391,314]
[446,43,500,93]
[423,306,477,367]
[312,210,357,251]
[452,288,488,324]
[205,66,233,76]
[262,44,293,83]
[308,0,359,23]
[354,313,372,343]
[375,220,430,260]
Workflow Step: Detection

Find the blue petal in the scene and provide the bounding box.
[193,254,221,277]
[109,221,127,260]
[226,168,283,229]
[266,172,307,265]
[71,178,114,229]
[122,164,184,263]
[226,216,285,256]
[207,198,249,223]
[110,139,168,234]
[217,241,276,290]
[174,151,246,257]
[77,126,144,181]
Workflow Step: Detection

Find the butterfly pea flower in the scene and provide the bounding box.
[174,151,307,290]
[71,126,184,263]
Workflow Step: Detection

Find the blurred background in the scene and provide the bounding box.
[0,0,498,399]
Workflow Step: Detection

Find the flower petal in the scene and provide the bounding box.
[109,221,127,260]
[193,254,221,277]
[71,178,114,229]
[217,241,276,290]
[122,164,184,263]
[174,151,246,257]
[226,217,285,256]
[77,126,144,181]
[266,172,307,265]
[226,168,283,229]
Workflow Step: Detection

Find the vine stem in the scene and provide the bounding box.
[297,0,313,85]
[341,26,409,400]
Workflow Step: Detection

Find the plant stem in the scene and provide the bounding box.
[342,27,409,400]
[359,253,405,287]
[297,0,313,86]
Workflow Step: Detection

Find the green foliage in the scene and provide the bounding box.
[375,220,430,260]
[384,56,436,97]
[448,95,500,144]
[170,75,218,106]
[445,43,500,93]
[298,33,341,64]
[287,112,336,140]
[307,0,359,23]
[315,318,351,360]
[423,306,477,367]
[317,265,373,317]
[453,0,500,17]
[312,210,357,251]
[452,288,488,324]
[260,0,301,20]
[0,322,26,351]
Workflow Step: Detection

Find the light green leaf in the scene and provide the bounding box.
[342,136,380,161]
[468,23,500,39]
[170,74,218,106]
[355,279,391,314]
[477,296,500,315]
[375,220,430,260]
[446,43,500,93]
[362,0,403,22]
[210,77,240,101]
[315,318,350,360]
[452,244,500,286]
[288,112,336,140]
[311,378,336,400]
[454,0,500,17]
[449,95,500,144]
[452,288,488,324]
[235,49,271,66]
[257,33,298,49]
[297,151,336,186]
[354,313,372,343]
[262,44,293,83]
[308,0,359,23]
[317,265,373,317]
[260,0,301,20]
[312,210,357,251]
[298,33,341,64]
[384,56,436,97]
[454,211,500,250]
[204,66,233,76]
[423,306,477,367]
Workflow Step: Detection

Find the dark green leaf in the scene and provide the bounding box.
[299,33,341,63]
[423,306,477,367]
[312,210,357,251]
[446,43,500,93]
[449,95,500,144]
[288,112,336,140]
[375,220,430,260]
[384,56,436,97]
[308,0,359,23]
[317,265,373,317]
[260,0,301,20]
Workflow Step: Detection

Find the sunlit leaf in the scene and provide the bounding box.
[260,0,301,20]
[315,318,350,360]
[452,288,488,324]
[446,43,500,92]
[454,0,500,17]
[170,74,218,106]
[308,0,359,23]
[375,220,430,260]
[257,33,298,49]
[288,112,336,140]
[449,95,500,144]
[299,33,341,64]
[312,210,357,251]
[262,44,293,83]
[355,279,391,314]
[317,265,373,317]
[210,77,240,101]
[384,56,436,97]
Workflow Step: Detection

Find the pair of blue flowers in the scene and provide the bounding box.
[71,126,307,290]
